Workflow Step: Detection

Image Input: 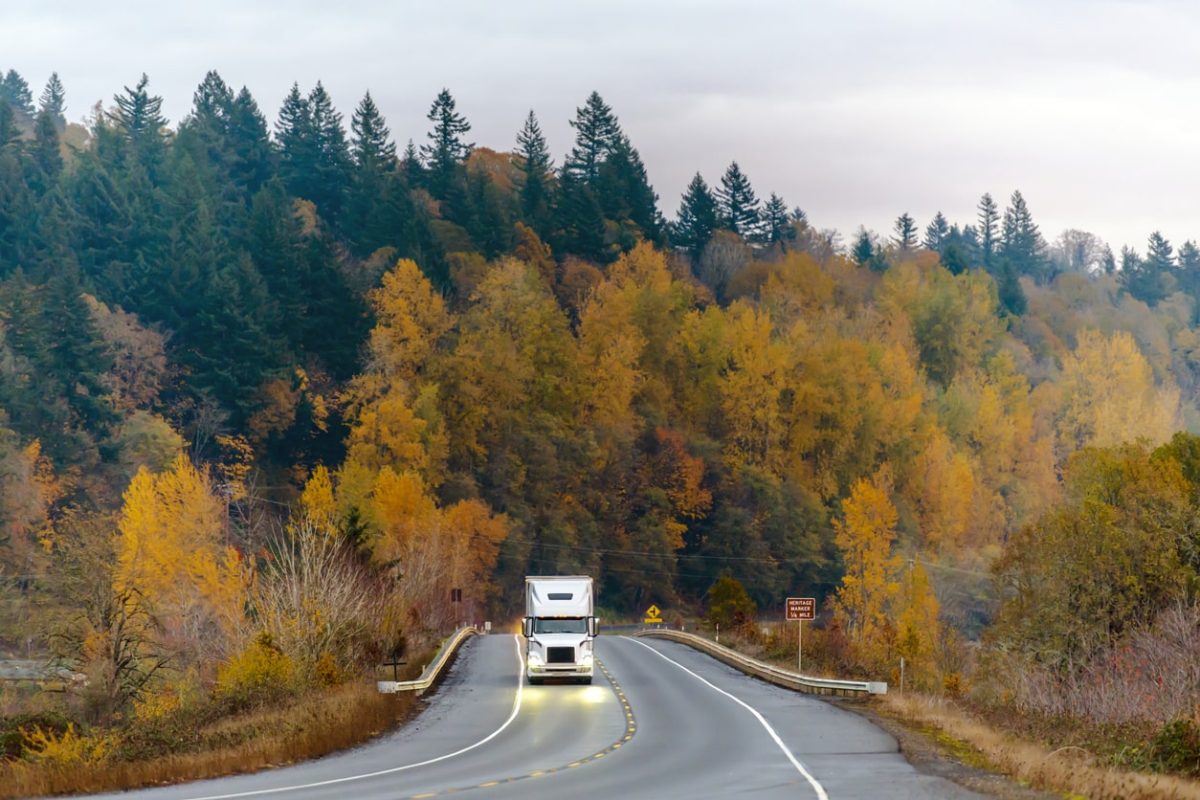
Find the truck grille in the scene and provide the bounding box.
[547,646,575,664]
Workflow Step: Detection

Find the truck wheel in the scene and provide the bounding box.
[578,676,592,685]
[529,676,543,685]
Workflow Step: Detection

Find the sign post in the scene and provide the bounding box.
[785,597,816,673]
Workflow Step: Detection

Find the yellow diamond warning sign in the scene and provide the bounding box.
[643,604,663,624]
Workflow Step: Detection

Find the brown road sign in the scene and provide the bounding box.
[786,597,816,621]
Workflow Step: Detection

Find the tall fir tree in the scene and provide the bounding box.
[1177,240,1200,319]
[276,82,313,184]
[307,82,352,223]
[1122,231,1173,306]
[761,193,793,248]
[420,88,472,201]
[977,192,999,270]
[565,91,620,186]
[999,190,1047,281]
[598,134,663,244]
[515,110,554,238]
[555,168,608,262]
[350,91,396,169]
[400,139,424,183]
[716,161,759,237]
[923,211,949,253]
[111,74,169,181]
[893,213,918,253]
[226,87,275,198]
[38,72,66,125]
[31,108,63,190]
[673,173,719,259]
[0,70,34,115]
[852,228,875,266]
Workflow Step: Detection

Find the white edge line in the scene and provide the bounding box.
[624,636,829,800]
[174,635,525,800]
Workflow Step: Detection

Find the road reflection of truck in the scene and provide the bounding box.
[522,576,596,684]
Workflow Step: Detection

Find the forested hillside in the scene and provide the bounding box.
[3,66,1200,728]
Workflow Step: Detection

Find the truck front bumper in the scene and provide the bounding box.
[528,663,593,677]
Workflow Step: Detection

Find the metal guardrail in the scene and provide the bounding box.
[635,628,887,696]
[377,625,479,695]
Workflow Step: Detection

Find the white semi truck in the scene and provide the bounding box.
[522,576,597,684]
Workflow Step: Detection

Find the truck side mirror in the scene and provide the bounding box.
[522,617,533,638]
[588,617,598,637]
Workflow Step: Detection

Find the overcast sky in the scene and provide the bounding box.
[5,0,1200,252]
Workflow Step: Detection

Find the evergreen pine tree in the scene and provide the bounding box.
[999,190,1047,281]
[307,82,352,223]
[977,192,999,270]
[38,72,66,125]
[893,212,918,252]
[852,228,875,266]
[0,101,19,151]
[1146,230,1175,275]
[180,71,236,178]
[0,70,34,115]
[1177,240,1200,319]
[227,87,275,197]
[555,168,608,262]
[276,83,315,194]
[923,211,949,252]
[761,193,793,248]
[515,110,554,236]
[31,109,62,188]
[1121,231,1173,306]
[111,74,169,180]
[673,173,719,258]
[716,161,759,237]
[995,256,1027,315]
[420,88,472,200]
[400,139,424,184]
[565,91,620,185]
[351,91,396,168]
[599,134,663,244]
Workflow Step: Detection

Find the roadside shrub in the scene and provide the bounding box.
[706,576,756,631]
[1148,718,1200,776]
[214,633,297,711]
[20,723,111,766]
[1,713,72,760]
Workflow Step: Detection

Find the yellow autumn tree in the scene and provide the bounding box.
[832,469,903,666]
[115,455,248,659]
[366,258,452,383]
[365,468,509,628]
[895,561,941,688]
[1057,329,1179,457]
[297,465,337,535]
[578,269,645,440]
[912,427,975,552]
[720,302,792,471]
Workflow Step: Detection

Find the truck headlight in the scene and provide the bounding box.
[528,650,543,666]
[580,653,593,666]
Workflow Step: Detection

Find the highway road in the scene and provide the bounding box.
[83,635,982,800]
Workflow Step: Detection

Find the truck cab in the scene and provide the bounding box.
[523,576,596,685]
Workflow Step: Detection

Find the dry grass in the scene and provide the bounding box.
[880,692,1200,800]
[0,680,418,799]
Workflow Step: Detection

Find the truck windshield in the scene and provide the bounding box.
[533,618,587,634]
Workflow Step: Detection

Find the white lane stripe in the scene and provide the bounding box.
[625,636,829,800]
[173,635,525,800]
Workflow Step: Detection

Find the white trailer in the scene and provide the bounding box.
[522,576,596,684]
